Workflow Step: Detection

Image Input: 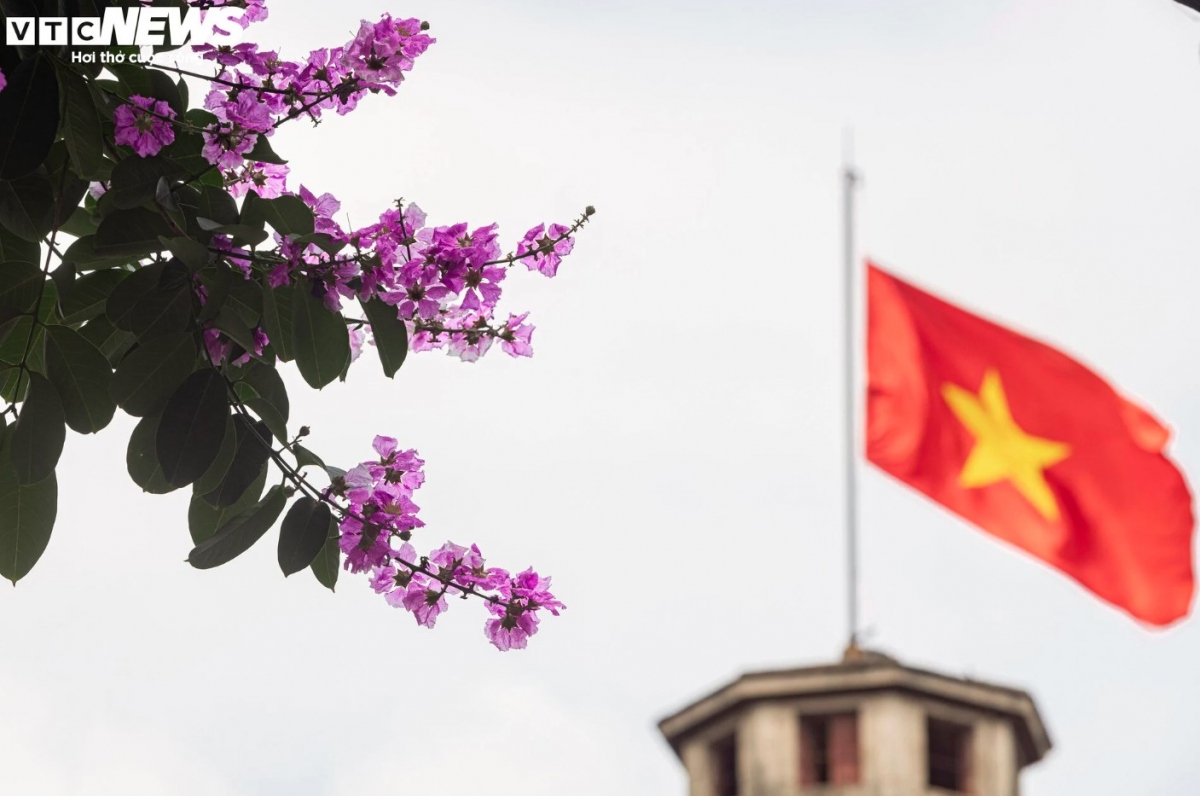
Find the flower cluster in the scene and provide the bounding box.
[330,436,563,650]
[268,192,591,362]
[113,95,177,157]
[187,11,432,197]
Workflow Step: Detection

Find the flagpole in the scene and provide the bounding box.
[843,136,861,657]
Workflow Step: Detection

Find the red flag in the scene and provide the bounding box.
[867,261,1194,625]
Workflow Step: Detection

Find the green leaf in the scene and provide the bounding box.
[194,221,269,248]
[146,68,186,118]
[60,269,128,326]
[212,304,258,356]
[0,55,59,179]
[277,497,332,577]
[50,262,76,313]
[110,331,197,416]
[44,325,116,434]
[54,62,106,180]
[192,414,236,496]
[193,185,239,227]
[187,485,286,570]
[10,372,65,484]
[234,360,288,442]
[200,415,272,508]
[292,279,350,389]
[59,206,98,238]
[109,156,187,211]
[0,262,45,314]
[241,194,314,237]
[106,261,165,330]
[126,412,175,494]
[161,236,210,271]
[188,464,267,544]
[0,458,57,584]
[261,283,295,362]
[361,297,408,378]
[195,262,233,324]
[78,316,136,367]
[0,171,55,242]
[246,136,288,165]
[0,226,40,265]
[226,276,262,327]
[61,235,137,271]
[94,208,173,258]
[0,316,34,367]
[157,368,229,487]
[309,528,340,591]
[129,260,191,341]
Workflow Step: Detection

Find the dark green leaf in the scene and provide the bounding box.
[0,316,34,367]
[194,221,268,248]
[193,185,239,227]
[0,458,57,584]
[246,136,287,165]
[292,232,347,256]
[277,497,332,576]
[0,55,59,179]
[94,208,172,258]
[200,415,272,507]
[0,171,54,242]
[126,412,175,493]
[54,62,106,180]
[59,206,98,238]
[226,276,262,326]
[187,485,286,569]
[106,261,165,330]
[192,414,236,496]
[161,236,210,271]
[0,226,40,265]
[195,262,233,324]
[156,368,229,487]
[78,316,136,366]
[292,280,349,389]
[60,269,128,326]
[212,304,258,356]
[105,62,152,99]
[261,283,294,362]
[188,464,267,544]
[61,235,137,270]
[44,325,115,434]
[109,156,187,211]
[241,194,314,237]
[361,297,408,378]
[0,262,45,313]
[309,528,340,591]
[129,260,191,341]
[50,262,76,312]
[10,372,65,484]
[110,331,197,416]
[234,360,288,442]
[146,68,186,118]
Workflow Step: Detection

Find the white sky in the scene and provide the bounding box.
[4,0,1200,793]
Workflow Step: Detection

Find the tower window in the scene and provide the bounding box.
[927,718,972,792]
[712,733,738,796]
[799,712,859,787]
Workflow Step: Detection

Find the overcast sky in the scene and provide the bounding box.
[4,0,1200,793]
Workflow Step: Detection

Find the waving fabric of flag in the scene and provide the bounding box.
[866,262,1194,626]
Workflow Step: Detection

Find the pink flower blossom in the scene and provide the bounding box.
[228,161,289,198]
[113,95,176,157]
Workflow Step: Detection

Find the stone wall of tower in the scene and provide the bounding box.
[672,691,1026,796]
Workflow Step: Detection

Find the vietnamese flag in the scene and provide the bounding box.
[867,262,1194,625]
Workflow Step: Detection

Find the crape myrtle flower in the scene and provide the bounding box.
[113,95,176,157]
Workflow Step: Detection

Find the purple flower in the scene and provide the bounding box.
[228,161,289,198]
[499,312,535,358]
[0,68,6,94]
[113,95,176,157]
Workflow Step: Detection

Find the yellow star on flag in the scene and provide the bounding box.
[941,369,1071,520]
